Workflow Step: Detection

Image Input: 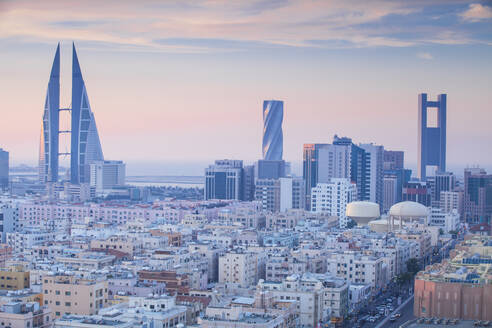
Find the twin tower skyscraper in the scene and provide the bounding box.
[39,43,104,184]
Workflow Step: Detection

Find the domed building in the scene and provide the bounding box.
[388,201,429,230]
[346,201,380,226]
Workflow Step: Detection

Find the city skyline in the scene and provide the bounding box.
[0,1,491,175]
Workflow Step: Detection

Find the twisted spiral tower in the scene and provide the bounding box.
[262,100,283,160]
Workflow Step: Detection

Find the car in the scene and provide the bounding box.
[389,315,398,322]
[394,312,401,318]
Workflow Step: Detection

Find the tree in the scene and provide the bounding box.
[406,258,420,275]
[345,218,357,229]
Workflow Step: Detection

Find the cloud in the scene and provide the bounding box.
[460,3,492,22]
[417,52,433,60]
[0,0,489,53]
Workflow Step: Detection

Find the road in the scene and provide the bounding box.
[377,295,414,328]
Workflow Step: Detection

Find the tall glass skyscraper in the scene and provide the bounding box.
[262,100,283,161]
[39,44,60,183]
[70,43,104,184]
[39,43,104,184]
[418,93,446,180]
[0,148,8,190]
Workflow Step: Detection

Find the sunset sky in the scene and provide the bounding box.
[0,0,491,175]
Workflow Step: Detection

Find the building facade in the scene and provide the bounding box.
[418,93,447,180]
[262,100,283,161]
[205,160,243,200]
[310,179,357,228]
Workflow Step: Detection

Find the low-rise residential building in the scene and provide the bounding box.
[42,275,108,318]
[0,301,52,328]
[0,266,30,290]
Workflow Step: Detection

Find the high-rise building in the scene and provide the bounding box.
[262,100,283,161]
[255,177,305,213]
[0,148,8,190]
[205,160,243,200]
[383,174,398,213]
[359,143,384,206]
[242,165,255,201]
[39,44,104,184]
[70,44,104,184]
[304,136,384,209]
[428,171,455,206]
[440,190,463,217]
[383,150,404,170]
[89,160,126,194]
[463,168,492,224]
[403,181,431,207]
[39,44,60,183]
[302,142,351,209]
[310,178,357,227]
[418,93,446,180]
[256,160,285,179]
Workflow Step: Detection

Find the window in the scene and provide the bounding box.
[65,291,71,296]
[65,302,71,306]
[55,301,60,306]
[55,290,60,295]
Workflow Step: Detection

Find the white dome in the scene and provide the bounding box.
[346,201,380,226]
[346,201,380,218]
[389,201,428,218]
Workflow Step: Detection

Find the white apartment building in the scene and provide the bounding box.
[6,230,55,254]
[89,160,126,194]
[326,251,386,291]
[429,208,460,233]
[19,203,184,227]
[257,273,349,326]
[439,191,463,216]
[310,179,357,228]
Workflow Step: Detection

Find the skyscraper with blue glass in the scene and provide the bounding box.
[39,43,104,184]
[262,100,283,161]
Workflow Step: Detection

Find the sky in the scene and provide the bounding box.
[0,0,491,176]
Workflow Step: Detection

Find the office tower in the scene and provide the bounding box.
[205,160,243,200]
[463,168,492,224]
[310,178,357,228]
[0,148,8,190]
[242,165,255,201]
[39,43,104,184]
[255,177,304,212]
[418,93,446,180]
[302,142,351,209]
[429,171,456,206]
[70,44,104,184]
[89,160,126,194]
[257,160,285,179]
[383,150,404,170]
[39,44,60,183]
[402,181,431,206]
[262,100,283,161]
[440,190,463,217]
[383,168,412,209]
[359,143,384,207]
[0,205,18,243]
[383,174,398,212]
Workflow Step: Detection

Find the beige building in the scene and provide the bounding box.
[0,266,30,290]
[89,236,142,257]
[42,275,108,318]
[0,301,52,328]
[396,231,432,262]
[219,250,258,287]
